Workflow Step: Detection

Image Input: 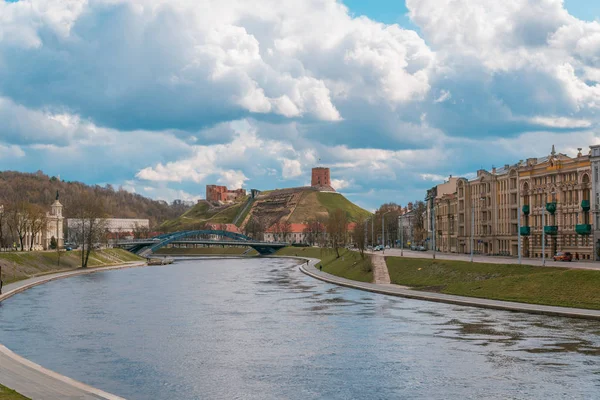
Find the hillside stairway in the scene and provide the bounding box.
[233,197,255,226]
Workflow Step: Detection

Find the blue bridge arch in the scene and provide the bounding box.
[125,230,286,256]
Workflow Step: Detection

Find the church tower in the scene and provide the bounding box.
[44,191,64,249]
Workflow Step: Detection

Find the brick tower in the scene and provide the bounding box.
[311,167,333,190]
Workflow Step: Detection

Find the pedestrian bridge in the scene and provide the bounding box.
[118,230,288,257]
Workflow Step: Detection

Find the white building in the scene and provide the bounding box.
[67,218,149,241]
[1,194,64,251]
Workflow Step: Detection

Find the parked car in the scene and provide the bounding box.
[410,245,417,251]
[373,245,382,251]
[417,246,426,251]
[553,251,572,262]
[65,246,73,251]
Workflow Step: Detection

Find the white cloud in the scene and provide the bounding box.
[281,158,302,179]
[434,90,451,103]
[331,178,350,190]
[419,173,447,182]
[529,116,592,129]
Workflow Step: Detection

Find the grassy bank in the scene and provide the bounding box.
[155,247,258,256]
[276,247,373,283]
[0,384,29,400]
[386,257,600,310]
[0,249,144,284]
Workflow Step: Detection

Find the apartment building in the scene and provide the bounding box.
[434,145,596,259]
[519,146,593,260]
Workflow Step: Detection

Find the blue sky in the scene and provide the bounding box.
[1,0,600,211]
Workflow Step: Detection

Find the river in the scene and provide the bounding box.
[0,258,599,399]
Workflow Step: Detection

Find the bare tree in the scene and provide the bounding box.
[132,222,150,239]
[273,220,292,242]
[6,201,30,251]
[0,205,6,251]
[71,194,107,268]
[354,214,367,258]
[327,209,348,258]
[412,201,428,244]
[27,204,47,251]
[244,217,265,240]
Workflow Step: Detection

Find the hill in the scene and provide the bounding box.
[0,170,191,228]
[159,198,249,231]
[160,187,371,232]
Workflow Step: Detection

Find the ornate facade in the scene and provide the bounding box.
[432,146,596,259]
[519,147,593,260]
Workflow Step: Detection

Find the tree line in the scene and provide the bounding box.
[0,170,190,228]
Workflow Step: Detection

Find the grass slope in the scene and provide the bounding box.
[0,249,144,284]
[289,191,371,223]
[276,247,373,283]
[387,257,600,310]
[155,247,258,256]
[0,384,30,400]
[160,199,247,231]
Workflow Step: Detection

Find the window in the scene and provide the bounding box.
[595,166,599,183]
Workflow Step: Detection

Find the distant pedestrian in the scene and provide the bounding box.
[0,278,3,295]
[576,252,580,260]
[319,265,322,271]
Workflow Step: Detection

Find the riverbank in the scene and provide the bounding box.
[0,384,29,400]
[387,256,600,310]
[0,262,146,400]
[283,246,600,313]
[155,247,258,256]
[299,262,600,320]
[0,249,144,284]
[276,247,373,282]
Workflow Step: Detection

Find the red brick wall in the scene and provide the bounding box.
[206,185,246,202]
[311,168,330,187]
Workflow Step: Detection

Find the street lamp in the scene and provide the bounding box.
[382,211,391,254]
[470,196,486,263]
[398,214,404,257]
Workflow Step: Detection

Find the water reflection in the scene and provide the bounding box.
[0,258,599,399]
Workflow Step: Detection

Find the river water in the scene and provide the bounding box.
[1,258,600,399]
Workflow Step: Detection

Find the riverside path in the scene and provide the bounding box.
[0,263,145,400]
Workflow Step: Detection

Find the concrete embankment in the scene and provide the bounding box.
[0,262,147,400]
[299,259,600,321]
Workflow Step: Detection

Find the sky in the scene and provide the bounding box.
[1,0,600,211]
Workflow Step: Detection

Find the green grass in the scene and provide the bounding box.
[0,384,30,400]
[155,247,258,256]
[289,191,372,223]
[160,199,247,231]
[386,257,600,310]
[316,192,372,221]
[0,249,144,284]
[276,247,373,283]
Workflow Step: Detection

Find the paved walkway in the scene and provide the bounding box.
[371,254,390,284]
[0,262,146,400]
[299,259,600,321]
[376,249,600,270]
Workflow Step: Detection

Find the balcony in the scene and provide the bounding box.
[581,200,591,212]
[576,224,592,235]
[522,205,530,215]
[546,202,557,214]
[544,225,558,235]
[519,226,531,236]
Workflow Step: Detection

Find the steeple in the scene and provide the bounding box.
[551,144,556,156]
[56,190,60,201]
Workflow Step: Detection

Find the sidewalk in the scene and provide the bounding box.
[299,260,600,321]
[0,262,146,400]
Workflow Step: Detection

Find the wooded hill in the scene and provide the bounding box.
[0,170,190,227]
